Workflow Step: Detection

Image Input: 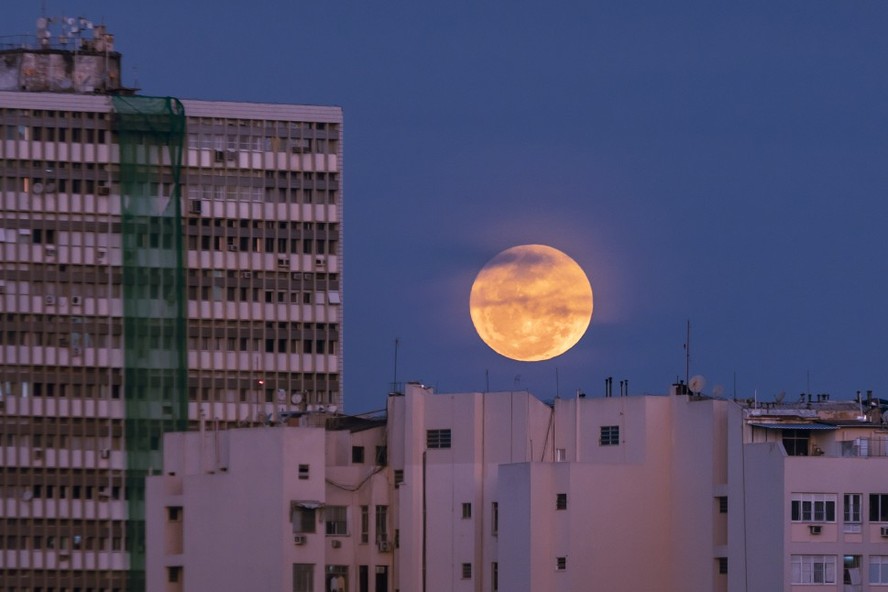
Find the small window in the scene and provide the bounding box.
[325,506,348,535]
[492,502,499,536]
[870,494,888,522]
[717,557,728,575]
[352,446,365,464]
[375,446,388,466]
[167,566,182,583]
[555,448,567,462]
[427,429,452,449]
[718,497,728,514]
[394,470,404,487]
[556,557,567,571]
[167,506,182,521]
[298,464,310,480]
[462,503,472,519]
[600,425,620,446]
[461,563,472,579]
[492,561,499,591]
[791,493,836,522]
[556,493,567,510]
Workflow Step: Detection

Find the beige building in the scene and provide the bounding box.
[0,18,342,592]
[147,383,888,591]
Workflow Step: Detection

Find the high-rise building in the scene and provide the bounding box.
[0,18,343,591]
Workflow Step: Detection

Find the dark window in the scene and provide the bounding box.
[461,563,472,579]
[782,431,809,456]
[718,557,728,574]
[167,506,182,521]
[556,557,567,571]
[870,494,888,522]
[290,503,317,533]
[298,464,309,480]
[375,446,388,466]
[492,502,499,536]
[167,566,182,583]
[556,493,567,510]
[718,497,728,514]
[600,425,620,446]
[394,470,404,487]
[427,429,451,449]
[462,503,472,519]
[351,446,365,464]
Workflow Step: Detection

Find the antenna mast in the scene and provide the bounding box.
[684,320,691,387]
[391,338,400,393]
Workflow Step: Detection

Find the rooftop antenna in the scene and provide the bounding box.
[683,320,691,387]
[555,367,560,398]
[391,337,399,393]
[689,374,706,395]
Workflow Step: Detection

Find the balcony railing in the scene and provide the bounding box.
[840,438,888,458]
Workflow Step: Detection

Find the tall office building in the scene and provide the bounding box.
[0,18,343,591]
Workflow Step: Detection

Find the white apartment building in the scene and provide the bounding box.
[147,384,888,592]
[0,18,343,592]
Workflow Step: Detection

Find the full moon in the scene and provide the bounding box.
[469,244,594,361]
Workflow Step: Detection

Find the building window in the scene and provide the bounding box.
[556,493,567,510]
[167,566,182,583]
[298,464,309,480]
[782,430,809,456]
[360,506,369,544]
[427,429,452,449]
[556,556,567,571]
[375,445,388,466]
[167,506,182,521]
[844,494,862,530]
[351,446,365,464]
[394,469,404,487]
[461,563,472,579]
[325,565,347,592]
[871,556,888,585]
[600,425,619,446]
[791,493,836,522]
[555,447,567,462]
[717,557,728,575]
[290,502,317,533]
[325,506,348,535]
[717,497,728,514]
[870,494,888,522]
[293,564,314,592]
[792,555,837,584]
[492,502,499,536]
[844,555,861,587]
[375,505,389,544]
[492,561,499,591]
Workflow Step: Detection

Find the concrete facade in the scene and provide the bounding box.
[147,384,888,591]
[0,23,343,592]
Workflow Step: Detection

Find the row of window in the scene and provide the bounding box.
[290,504,388,540]
[0,534,123,551]
[792,554,888,585]
[791,493,888,523]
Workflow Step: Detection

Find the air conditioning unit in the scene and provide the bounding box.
[330,539,342,549]
[228,244,239,252]
[881,527,888,538]
[809,525,822,535]
[377,540,392,553]
[96,249,107,260]
[45,295,56,305]
[100,449,110,459]
[33,448,44,460]
[225,150,237,161]
[241,271,252,279]
[315,256,327,269]
[293,535,307,545]
[71,346,82,357]
[277,257,290,268]
[44,246,56,257]
[71,295,82,306]
[98,486,110,499]
[97,184,111,196]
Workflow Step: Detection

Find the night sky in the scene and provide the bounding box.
[7,2,888,412]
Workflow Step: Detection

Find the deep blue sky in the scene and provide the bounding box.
[8,2,888,412]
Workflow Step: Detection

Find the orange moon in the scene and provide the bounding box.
[469,244,594,361]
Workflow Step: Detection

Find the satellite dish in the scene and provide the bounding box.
[277,388,287,401]
[291,393,303,405]
[327,405,338,414]
[32,182,44,194]
[712,384,724,398]
[881,409,888,424]
[774,391,786,403]
[689,375,706,394]
[21,488,33,501]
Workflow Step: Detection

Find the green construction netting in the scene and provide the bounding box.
[112,95,187,592]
